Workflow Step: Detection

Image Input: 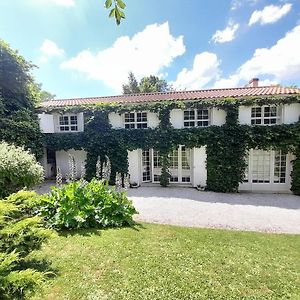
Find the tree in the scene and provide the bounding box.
[122,72,173,94]
[122,72,140,94]
[0,40,43,157]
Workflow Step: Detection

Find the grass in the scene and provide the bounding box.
[30,223,300,300]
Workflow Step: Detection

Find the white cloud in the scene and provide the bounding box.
[32,0,75,6]
[231,0,258,11]
[249,3,292,26]
[211,21,239,44]
[39,39,64,63]
[214,25,300,87]
[61,22,185,92]
[172,52,220,90]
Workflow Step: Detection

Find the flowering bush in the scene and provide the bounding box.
[40,179,137,230]
[0,142,44,198]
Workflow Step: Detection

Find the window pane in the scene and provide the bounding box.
[197,109,209,119]
[252,150,271,183]
[184,121,195,128]
[184,110,195,120]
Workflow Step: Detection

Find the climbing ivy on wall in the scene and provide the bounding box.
[41,95,300,194]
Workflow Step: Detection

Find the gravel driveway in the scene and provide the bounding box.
[35,182,300,234]
[128,187,300,234]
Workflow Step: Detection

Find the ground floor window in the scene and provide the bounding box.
[244,150,288,184]
[141,146,191,184]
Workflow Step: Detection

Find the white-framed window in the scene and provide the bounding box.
[244,150,288,184]
[184,109,210,128]
[124,112,148,129]
[251,106,280,125]
[59,115,78,132]
[141,146,191,184]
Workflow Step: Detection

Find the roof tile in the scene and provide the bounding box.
[40,86,300,108]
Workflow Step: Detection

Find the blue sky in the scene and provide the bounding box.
[0,0,300,98]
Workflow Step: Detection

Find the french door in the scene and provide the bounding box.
[142,146,191,184]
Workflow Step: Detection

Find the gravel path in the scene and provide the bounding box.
[128,187,300,234]
[35,182,300,234]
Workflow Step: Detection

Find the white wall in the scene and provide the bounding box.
[56,149,87,178]
[170,109,184,128]
[108,112,123,128]
[192,147,207,187]
[38,114,54,133]
[148,112,159,128]
[211,108,226,125]
[128,150,141,185]
[238,106,252,125]
[283,103,300,124]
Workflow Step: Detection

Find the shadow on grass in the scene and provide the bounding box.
[21,258,59,279]
[57,222,146,237]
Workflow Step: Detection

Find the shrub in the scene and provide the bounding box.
[40,179,137,230]
[0,190,53,299]
[0,142,44,198]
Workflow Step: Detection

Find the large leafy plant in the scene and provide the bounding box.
[0,190,53,299]
[0,142,44,198]
[40,179,137,230]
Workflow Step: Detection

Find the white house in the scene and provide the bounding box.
[38,81,300,193]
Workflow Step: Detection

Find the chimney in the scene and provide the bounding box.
[248,78,259,88]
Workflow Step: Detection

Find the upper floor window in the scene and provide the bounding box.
[251,106,280,125]
[124,112,147,129]
[184,109,210,128]
[59,115,78,132]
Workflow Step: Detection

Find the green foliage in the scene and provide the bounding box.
[0,142,44,198]
[42,96,300,194]
[291,146,300,195]
[0,190,53,299]
[40,179,137,230]
[0,39,43,157]
[122,72,172,94]
[105,0,126,25]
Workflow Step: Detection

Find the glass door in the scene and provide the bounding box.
[141,147,191,184]
[142,150,151,182]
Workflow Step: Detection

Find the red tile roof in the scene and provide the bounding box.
[40,86,300,108]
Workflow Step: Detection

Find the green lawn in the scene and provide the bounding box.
[30,223,300,300]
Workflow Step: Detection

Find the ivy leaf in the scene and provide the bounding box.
[105,0,112,8]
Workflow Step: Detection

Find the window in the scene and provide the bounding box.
[142,150,151,182]
[59,115,78,132]
[274,151,287,183]
[124,112,147,129]
[141,146,191,184]
[184,109,210,128]
[252,150,271,183]
[251,106,280,125]
[244,150,288,184]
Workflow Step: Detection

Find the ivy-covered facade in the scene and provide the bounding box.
[38,86,300,195]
